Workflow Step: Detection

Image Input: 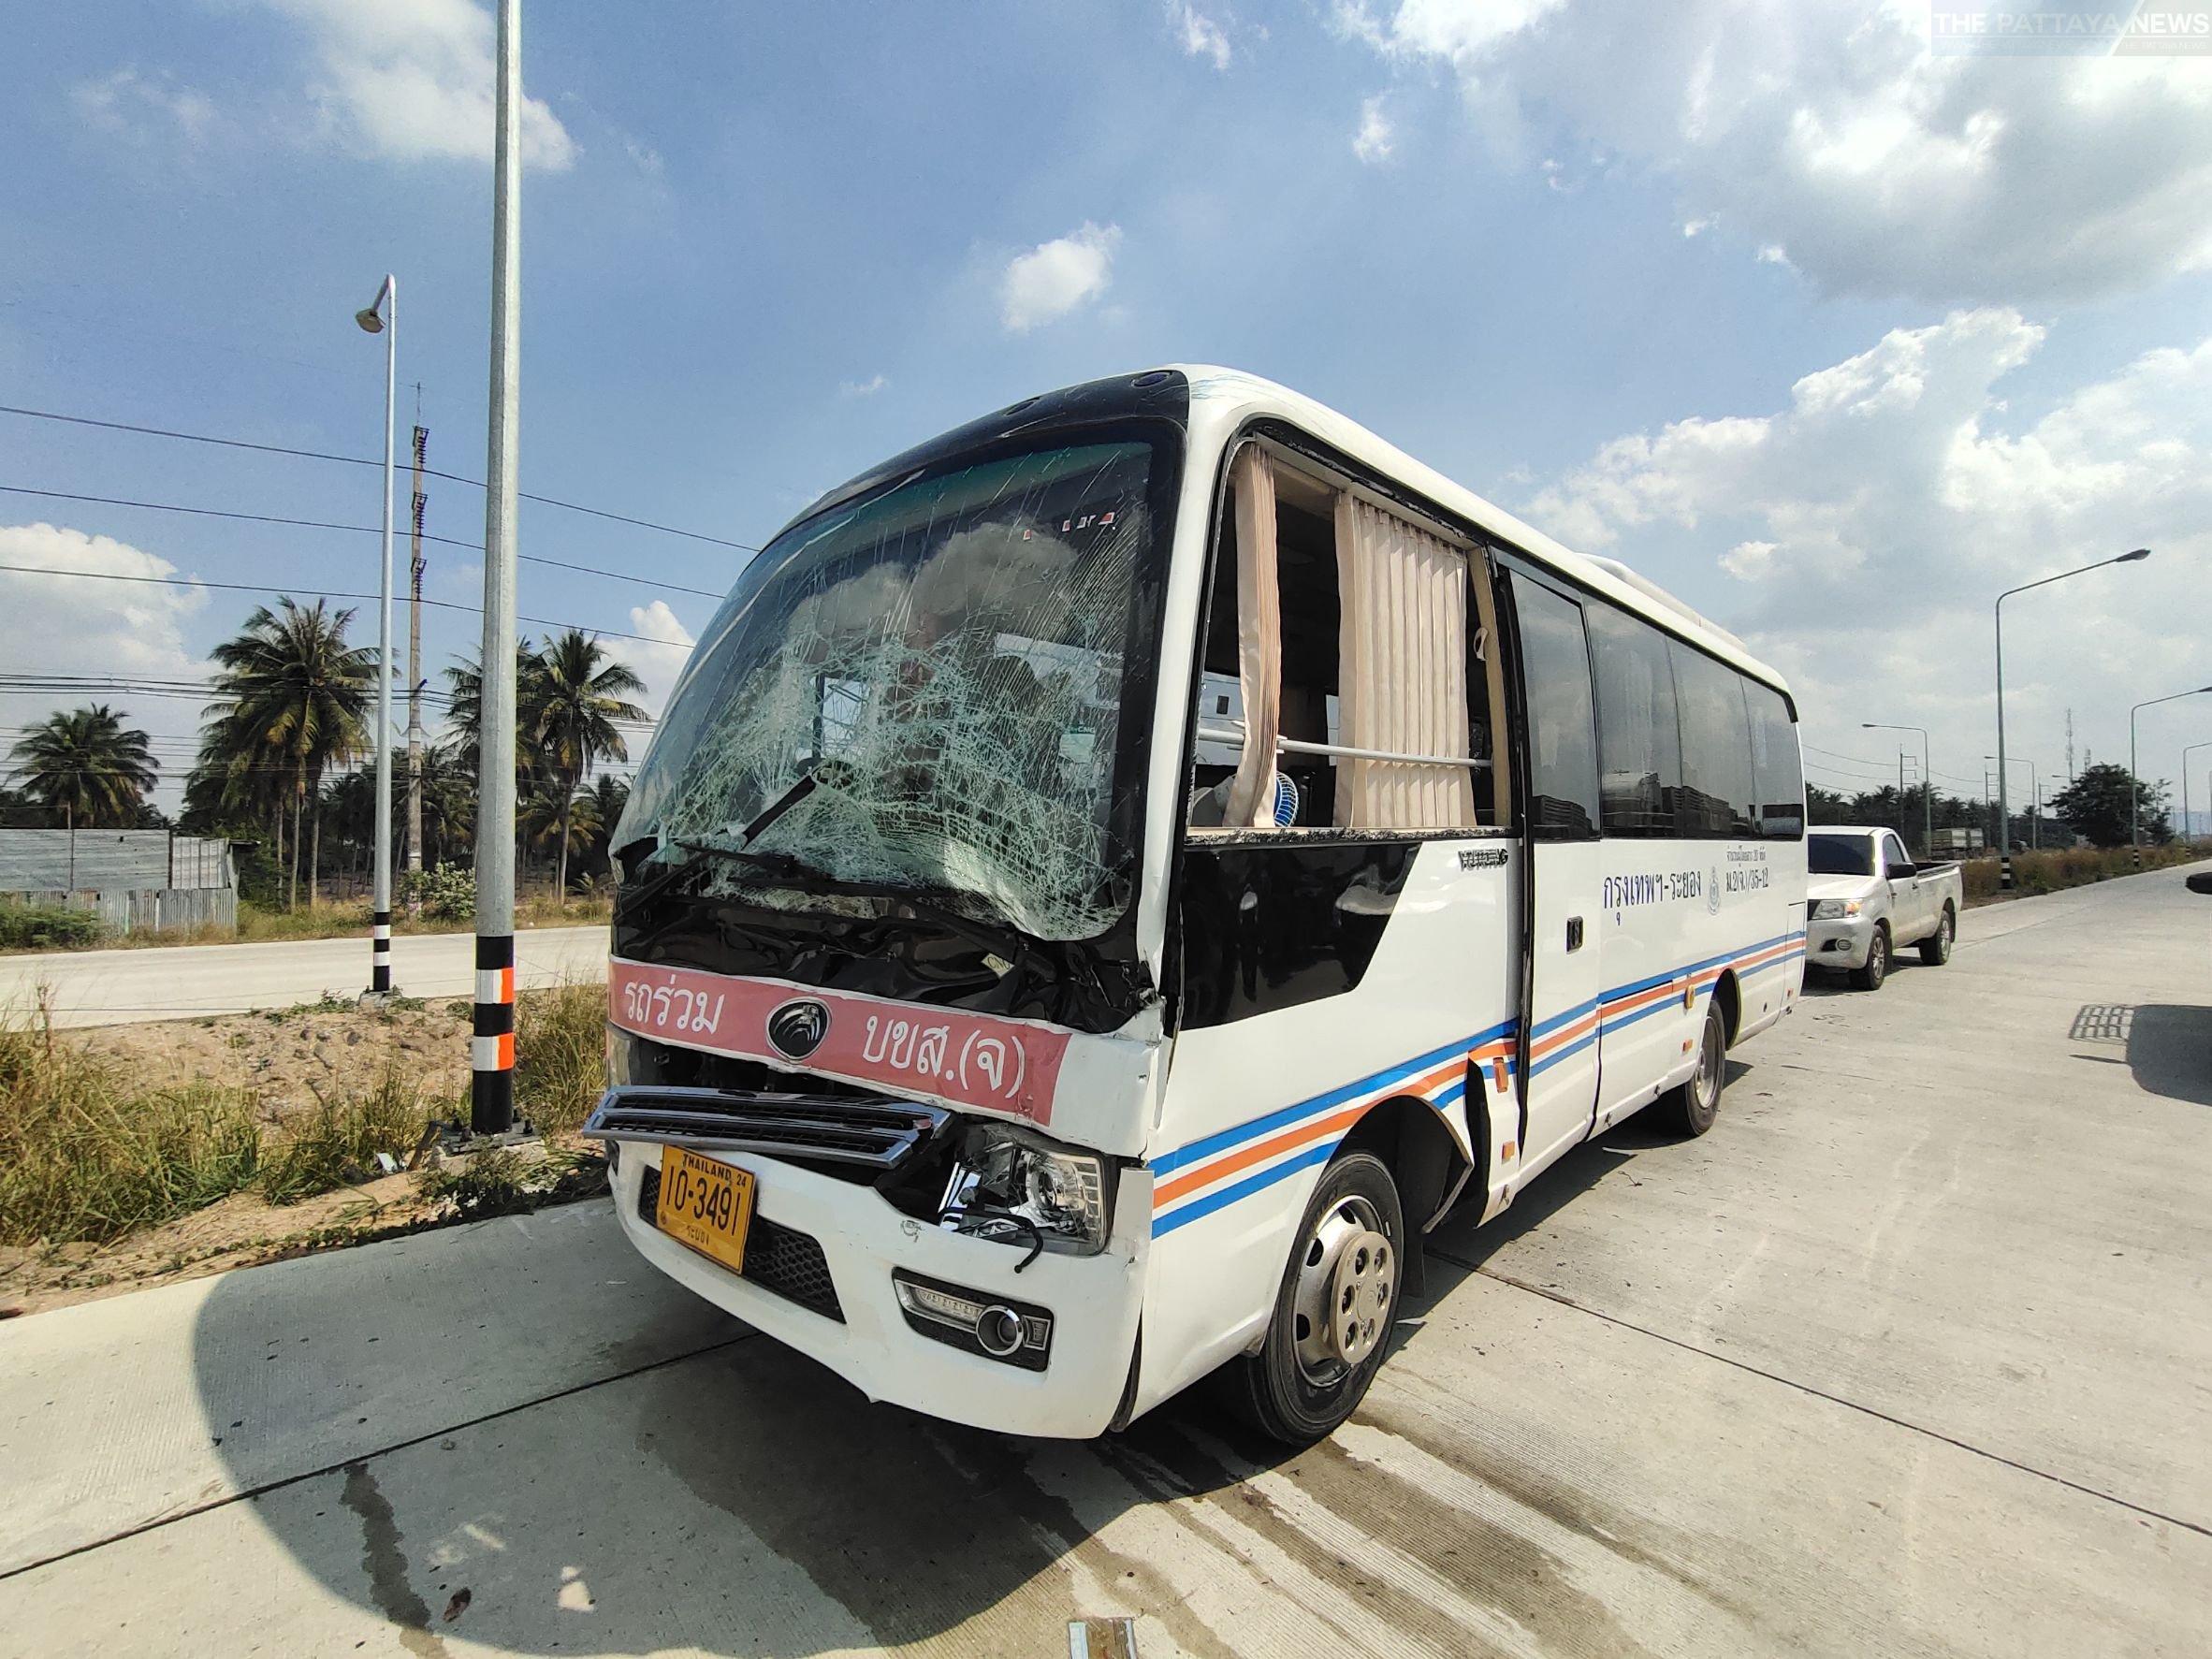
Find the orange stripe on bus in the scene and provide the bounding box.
[1154,1103,1368,1206]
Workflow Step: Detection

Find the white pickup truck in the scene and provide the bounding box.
[1806,825,1963,991]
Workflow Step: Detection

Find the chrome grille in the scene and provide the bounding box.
[585,1084,947,1171]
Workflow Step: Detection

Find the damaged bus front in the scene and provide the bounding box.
[592,376,1187,1437]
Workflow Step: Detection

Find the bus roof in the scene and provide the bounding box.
[1171,365,1791,697]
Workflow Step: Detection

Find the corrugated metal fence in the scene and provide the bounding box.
[0,830,238,938]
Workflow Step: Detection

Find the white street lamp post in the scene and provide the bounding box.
[2131,686,2212,862]
[1995,548,2150,890]
[355,275,398,999]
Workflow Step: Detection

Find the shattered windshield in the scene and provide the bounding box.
[618,438,1168,941]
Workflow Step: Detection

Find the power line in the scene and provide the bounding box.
[0,482,727,600]
[0,563,696,651]
[0,402,763,554]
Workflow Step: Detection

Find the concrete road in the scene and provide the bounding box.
[0,924,610,1026]
[2,863,2208,1656]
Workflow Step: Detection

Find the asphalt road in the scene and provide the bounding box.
[0,924,611,1026]
[2,863,2208,1656]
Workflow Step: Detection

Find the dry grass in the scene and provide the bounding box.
[0,975,610,1247]
[1959,842,2201,904]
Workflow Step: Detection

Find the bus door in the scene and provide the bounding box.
[1502,570,1606,1178]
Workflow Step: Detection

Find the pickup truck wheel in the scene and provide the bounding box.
[1919,906,1955,966]
[1221,1151,1404,1445]
[1656,999,1726,1137]
[1852,924,1889,992]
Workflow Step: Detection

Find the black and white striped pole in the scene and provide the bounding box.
[472,0,523,1134]
[356,273,399,999]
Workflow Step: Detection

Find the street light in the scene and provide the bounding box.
[2182,738,2212,850]
[356,273,398,999]
[1995,547,2150,890]
[1863,722,1931,854]
[2131,686,2212,859]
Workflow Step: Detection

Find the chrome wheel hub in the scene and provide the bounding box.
[1292,1197,1394,1379]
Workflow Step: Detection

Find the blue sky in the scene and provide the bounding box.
[3,1,2209,822]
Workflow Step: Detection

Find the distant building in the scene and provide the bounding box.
[0,829,237,937]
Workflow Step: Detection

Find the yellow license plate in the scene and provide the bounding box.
[654,1147,757,1274]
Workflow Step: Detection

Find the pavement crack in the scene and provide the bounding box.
[1429,1249,2212,1543]
[0,1329,757,1585]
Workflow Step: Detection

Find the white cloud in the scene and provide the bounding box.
[0,524,212,810]
[255,0,575,169]
[999,222,1122,334]
[1339,0,2212,303]
[1521,312,2212,796]
[839,373,889,398]
[70,68,222,146]
[1170,2,1234,69]
[616,600,697,722]
[1354,95,1396,163]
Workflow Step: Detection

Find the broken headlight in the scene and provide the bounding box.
[938,1122,1111,1261]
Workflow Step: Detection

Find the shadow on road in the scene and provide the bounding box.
[185,1226,1328,1656]
[2122,1005,2212,1107]
[187,1059,1763,1655]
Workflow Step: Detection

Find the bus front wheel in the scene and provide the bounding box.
[1223,1150,1405,1445]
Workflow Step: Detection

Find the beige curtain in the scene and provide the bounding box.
[1334,494,1477,829]
[1224,446,1282,827]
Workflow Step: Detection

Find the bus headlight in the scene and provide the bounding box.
[1812,899,1862,920]
[939,1124,1111,1256]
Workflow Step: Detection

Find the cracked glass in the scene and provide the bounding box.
[618,439,1162,941]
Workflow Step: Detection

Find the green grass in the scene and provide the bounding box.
[0,892,610,954]
[515,979,608,1134]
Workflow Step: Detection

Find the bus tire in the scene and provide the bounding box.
[1919,905,1955,966]
[1851,924,1889,992]
[1222,1150,1404,1445]
[1657,998,1726,1137]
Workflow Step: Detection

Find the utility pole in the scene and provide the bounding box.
[355,274,398,998]
[2065,708,2075,786]
[472,0,523,1136]
[406,419,427,914]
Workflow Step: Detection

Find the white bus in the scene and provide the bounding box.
[591,368,1808,1442]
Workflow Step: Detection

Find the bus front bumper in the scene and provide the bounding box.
[609,1142,1145,1439]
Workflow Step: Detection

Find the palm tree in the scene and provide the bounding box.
[7,705,158,886]
[204,599,372,909]
[526,631,647,895]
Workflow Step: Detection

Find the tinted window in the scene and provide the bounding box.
[1587,604,1682,837]
[1884,834,1912,871]
[1670,642,1756,837]
[1809,833,1871,875]
[1744,680,1806,840]
[1508,575,1600,839]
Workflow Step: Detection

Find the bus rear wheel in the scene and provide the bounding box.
[1656,999,1727,1137]
[1223,1150,1404,1445]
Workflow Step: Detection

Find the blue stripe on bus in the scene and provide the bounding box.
[1156,1141,1339,1235]
[1150,1015,1516,1177]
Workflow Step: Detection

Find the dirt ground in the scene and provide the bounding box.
[0,997,598,1319]
[85,996,478,1111]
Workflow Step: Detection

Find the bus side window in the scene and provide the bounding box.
[1506,575,1600,839]
[1670,641,1757,838]
[1586,604,1684,837]
[1743,682,1806,838]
